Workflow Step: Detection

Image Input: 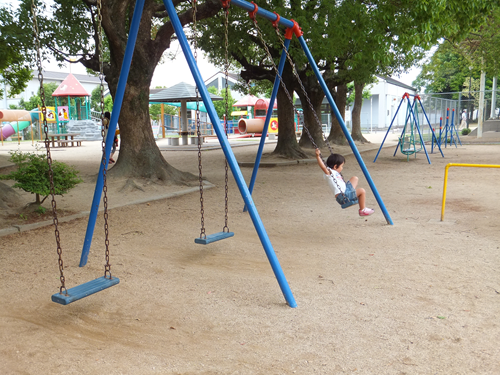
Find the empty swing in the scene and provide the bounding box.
[399,96,424,160]
[30,0,119,305]
[249,9,357,209]
[194,0,233,245]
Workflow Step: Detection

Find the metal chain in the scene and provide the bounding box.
[97,0,112,278]
[193,0,206,239]
[223,4,230,232]
[31,0,67,295]
[272,27,334,155]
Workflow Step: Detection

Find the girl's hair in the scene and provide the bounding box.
[326,153,345,169]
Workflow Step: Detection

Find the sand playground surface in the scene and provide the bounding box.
[0,131,499,374]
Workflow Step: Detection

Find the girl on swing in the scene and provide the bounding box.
[315,149,374,216]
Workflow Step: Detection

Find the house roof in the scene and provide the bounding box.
[149,82,223,102]
[376,75,416,91]
[52,73,90,97]
[204,71,240,84]
[36,70,102,85]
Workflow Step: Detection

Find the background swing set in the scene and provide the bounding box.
[47,0,394,309]
[374,92,445,164]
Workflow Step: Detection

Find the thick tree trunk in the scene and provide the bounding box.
[273,87,308,159]
[351,81,369,143]
[328,83,348,145]
[297,71,326,149]
[88,0,221,185]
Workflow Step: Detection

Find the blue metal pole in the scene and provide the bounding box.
[163,0,296,308]
[393,99,413,157]
[296,36,393,225]
[373,95,405,162]
[444,108,450,148]
[408,99,431,164]
[244,38,291,212]
[417,98,444,157]
[79,0,145,267]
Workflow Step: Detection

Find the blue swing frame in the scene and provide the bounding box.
[75,0,394,308]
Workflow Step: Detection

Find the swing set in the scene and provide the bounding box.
[38,0,393,309]
[374,93,444,164]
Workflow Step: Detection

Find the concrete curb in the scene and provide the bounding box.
[0,184,213,238]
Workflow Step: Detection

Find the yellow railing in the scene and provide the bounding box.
[441,163,500,221]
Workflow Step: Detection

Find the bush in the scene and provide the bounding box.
[461,128,472,135]
[0,151,83,206]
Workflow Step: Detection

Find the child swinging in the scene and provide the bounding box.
[315,149,374,216]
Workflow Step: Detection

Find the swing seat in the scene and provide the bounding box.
[51,276,120,305]
[195,231,234,245]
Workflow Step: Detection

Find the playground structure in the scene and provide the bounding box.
[45,0,393,308]
[441,163,500,221]
[433,107,462,149]
[0,109,39,144]
[374,93,444,164]
[51,73,92,134]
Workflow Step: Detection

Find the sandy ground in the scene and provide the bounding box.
[1,132,500,374]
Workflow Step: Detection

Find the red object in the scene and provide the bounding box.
[272,12,280,28]
[233,94,259,107]
[254,98,277,118]
[248,1,258,20]
[221,0,231,8]
[52,73,90,97]
[285,19,303,39]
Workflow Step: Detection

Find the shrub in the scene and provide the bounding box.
[0,151,83,206]
[461,128,472,135]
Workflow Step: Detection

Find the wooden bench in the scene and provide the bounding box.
[55,139,83,147]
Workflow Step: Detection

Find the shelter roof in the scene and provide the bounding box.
[233,94,259,107]
[52,73,90,97]
[149,82,223,103]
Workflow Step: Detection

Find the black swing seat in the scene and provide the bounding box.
[51,276,120,305]
[195,231,234,245]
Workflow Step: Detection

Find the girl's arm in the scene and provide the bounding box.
[315,149,329,175]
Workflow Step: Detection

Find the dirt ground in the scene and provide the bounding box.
[1,134,499,374]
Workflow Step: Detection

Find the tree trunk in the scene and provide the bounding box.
[351,81,369,143]
[273,86,308,159]
[328,83,348,145]
[89,0,221,184]
[297,70,326,149]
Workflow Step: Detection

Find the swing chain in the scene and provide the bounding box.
[97,0,112,278]
[193,0,206,239]
[273,27,334,155]
[31,0,67,295]
[223,3,230,232]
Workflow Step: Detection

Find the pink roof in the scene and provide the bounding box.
[233,94,259,107]
[52,73,90,97]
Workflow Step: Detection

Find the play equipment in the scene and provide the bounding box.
[29,0,119,305]
[0,121,31,140]
[438,108,462,148]
[441,163,500,221]
[237,98,278,134]
[77,0,394,308]
[374,93,444,164]
[193,0,233,245]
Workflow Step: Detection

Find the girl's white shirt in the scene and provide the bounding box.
[324,167,346,196]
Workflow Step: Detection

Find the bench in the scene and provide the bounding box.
[55,139,83,147]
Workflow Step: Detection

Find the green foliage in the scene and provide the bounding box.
[461,128,472,135]
[91,86,114,112]
[0,151,83,205]
[149,103,177,118]
[35,206,46,215]
[208,86,236,119]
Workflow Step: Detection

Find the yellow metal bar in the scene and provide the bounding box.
[441,163,500,221]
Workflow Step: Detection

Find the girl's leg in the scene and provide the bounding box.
[349,176,359,189]
[356,188,366,210]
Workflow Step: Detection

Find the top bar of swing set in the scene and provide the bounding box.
[228,0,393,225]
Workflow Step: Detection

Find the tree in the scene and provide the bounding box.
[4,0,223,184]
[207,86,236,119]
[0,151,82,208]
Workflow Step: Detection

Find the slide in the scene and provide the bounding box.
[0,121,31,140]
[238,118,279,134]
[0,109,38,141]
